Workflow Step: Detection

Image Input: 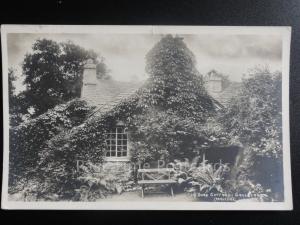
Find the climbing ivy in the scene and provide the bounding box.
[37,35,220,189]
[12,35,226,199]
[9,99,94,193]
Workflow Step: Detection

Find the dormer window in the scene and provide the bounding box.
[210,80,222,92]
[105,126,128,159]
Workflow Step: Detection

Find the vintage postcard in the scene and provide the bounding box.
[1,25,292,210]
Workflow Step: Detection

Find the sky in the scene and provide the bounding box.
[7,33,282,93]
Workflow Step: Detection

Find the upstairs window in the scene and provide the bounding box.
[105,126,128,158]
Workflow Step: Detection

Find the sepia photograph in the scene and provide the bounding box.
[1,25,292,210]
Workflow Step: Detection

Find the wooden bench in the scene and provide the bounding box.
[137,168,177,198]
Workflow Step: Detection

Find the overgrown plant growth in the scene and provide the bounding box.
[8,35,283,202]
[20,39,110,117]
[9,99,94,194]
[21,35,226,199]
[221,68,283,200]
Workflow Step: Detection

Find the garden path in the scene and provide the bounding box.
[98,191,195,202]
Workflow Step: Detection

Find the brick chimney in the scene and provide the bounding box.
[81,59,97,99]
[205,70,223,93]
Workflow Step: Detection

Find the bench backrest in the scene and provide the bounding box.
[137,168,175,181]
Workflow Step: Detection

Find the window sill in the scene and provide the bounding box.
[104,157,130,162]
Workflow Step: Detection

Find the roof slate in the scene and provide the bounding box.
[82,78,242,117]
[81,79,142,116]
[207,82,242,106]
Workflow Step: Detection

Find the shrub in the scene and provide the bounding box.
[170,158,230,200]
[74,162,132,201]
[219,68,283,199]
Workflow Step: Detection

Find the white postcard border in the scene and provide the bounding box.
[1,25,293,210]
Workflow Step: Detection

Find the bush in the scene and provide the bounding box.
[169,158,230,201]
[74,162,132,201]
[227,179,272,202]
[219,68,283,200]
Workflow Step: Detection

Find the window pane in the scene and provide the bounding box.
[117,127,123,133]
[105,126,128,158]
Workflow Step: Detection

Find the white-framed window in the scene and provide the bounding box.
[105,126,128,158]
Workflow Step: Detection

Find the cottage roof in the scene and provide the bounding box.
[82,71,241,119]
[82,79,142,116]
[207,82,242,106]
[82,78,241,116]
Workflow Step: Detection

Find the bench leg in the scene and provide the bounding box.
[170,185,174,197]
[141,185,144,198]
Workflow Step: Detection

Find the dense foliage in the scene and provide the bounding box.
[127,35,219,162]
[9,99,94,194]
[19,35,221,199]
[9,35,283,202]
[74,162,132,201]
[172,157,231,201]
[222,68,282,158]
[128,110,228,162]
[42,35,221,168]
[144,35,215,120]
[221,68,283,198]
[21,39,109,116]
[8,69,24,126]
[96,57,111,80]
[24,95,140,199]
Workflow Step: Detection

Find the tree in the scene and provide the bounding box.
[21,39,103,116]
[96,57,110,80]
[221,68,283,196]
[9,68,16,97]
[222,68,282,158]
[8,68,23,126]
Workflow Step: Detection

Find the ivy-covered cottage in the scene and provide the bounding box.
[80,59,142,161]
[8,34,284,202]
[27,35,248,201]
[80,60,241,164]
